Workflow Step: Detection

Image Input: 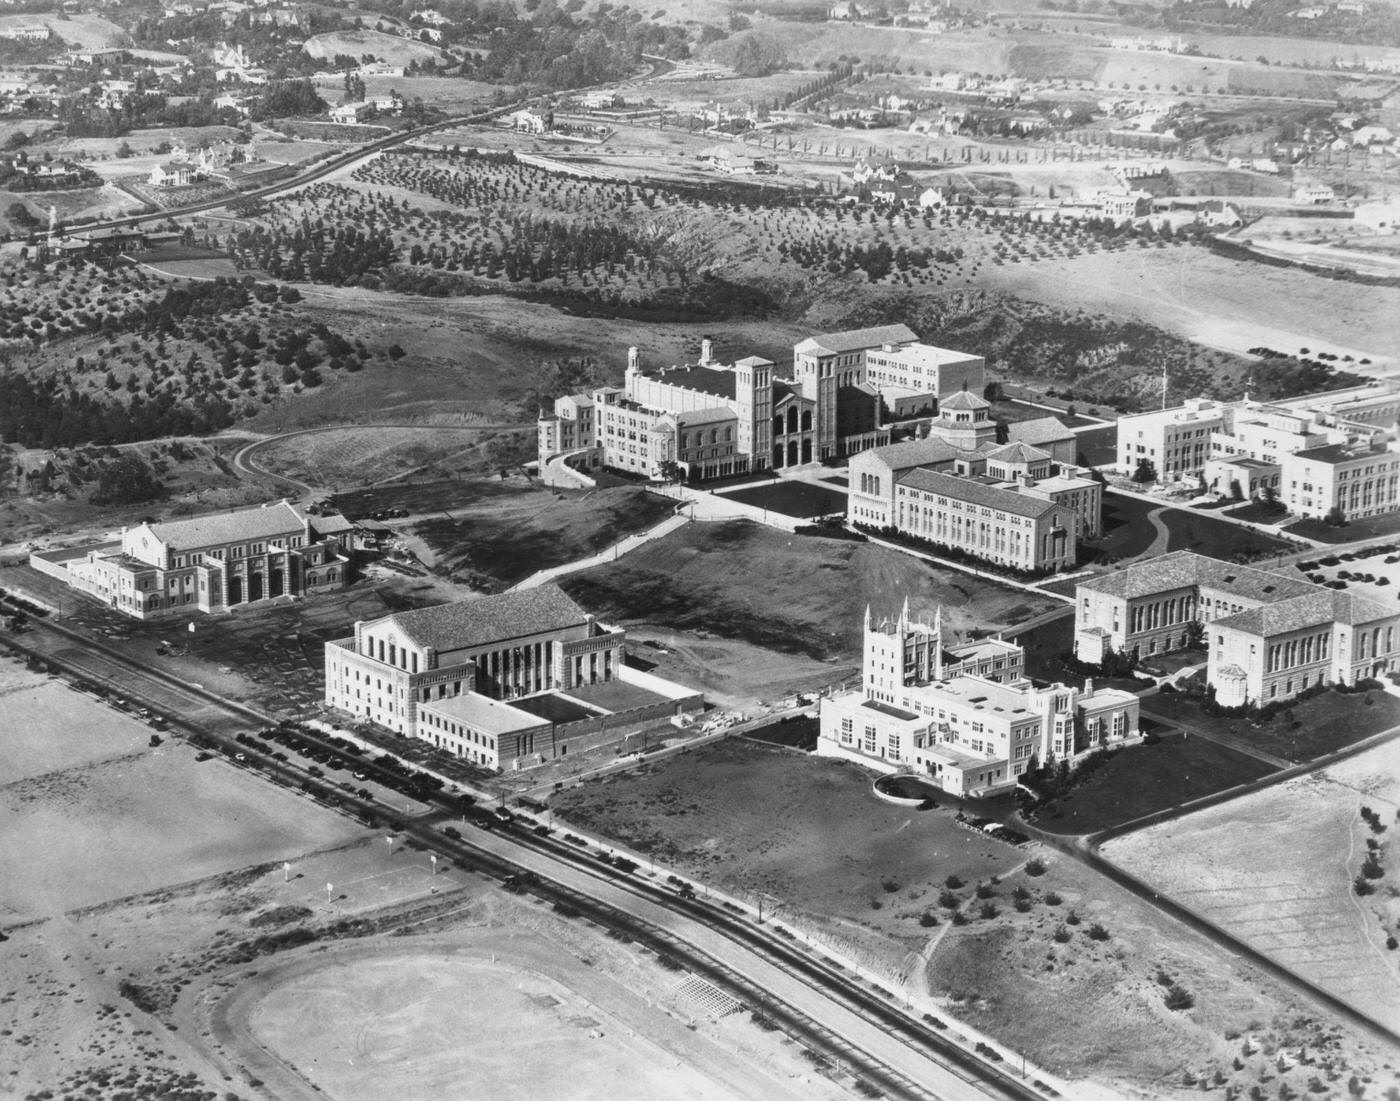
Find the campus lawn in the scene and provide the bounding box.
[1084,492,1158,561]
[1030,734,1277,836]
[723,480,848,519]
[1142,686,1400,762]
[1285,511,1400,545]
[1156,508,1294,561]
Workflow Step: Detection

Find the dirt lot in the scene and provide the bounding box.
[249,424,528,492]
[1103,737,1400,1032]
[0,659,361,924]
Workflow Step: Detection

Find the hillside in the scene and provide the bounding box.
[0,13,130,48]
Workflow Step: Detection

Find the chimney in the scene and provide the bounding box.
[700,337,714,365]
[1084,677,1094,696]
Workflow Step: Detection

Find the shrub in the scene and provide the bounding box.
[1164,985,1195,1011]
[1025,858,1046,876]
[1065,910,1081,926]
[939,889,960,909]
[1086,922,1109,941]
[978,901,999,919]
[918,911,939,928]
[1014,898,1031,913]
[975,882,997,899]
[1052,925,1071,943]
[1354,876,1376,896]
[1043,891,1062,906]
[1361,855,1384,879]
[945,874,964,889]
[951,910,969,926]
[1012,885,1031,901]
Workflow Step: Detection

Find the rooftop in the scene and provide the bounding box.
[1006,416,1075,446]
[795,323,918,357]
[1290,443,1389,466]
[908,673,1035,717]
[860,436,964,472]
[896,468,1061,520]
[861,699,922,722]
[938,390,991,413]
[143,500,306,550]
[644,364,738,400]
[381,584,592,652]
[986,441,1052,465]
[1078,550,1317,604]
[420,691,548,735]
[866,341,982,368]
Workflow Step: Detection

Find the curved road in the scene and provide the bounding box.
[230,422,534,501]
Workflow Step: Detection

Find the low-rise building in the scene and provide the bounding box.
[323,584,702,769]
[32,500,348,619]
[861,342,985,418]
[1074,550,1400,707]
[819,602,1139,796]
[1118,398,1230,480]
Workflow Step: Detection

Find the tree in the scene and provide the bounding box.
[1325,504,1347,527]
[1132,457,1157,484]
[983,380,1005,402]
[729,34,786,77]
[93,454,163,505]
[1185,619,1206,651]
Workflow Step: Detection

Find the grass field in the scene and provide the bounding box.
[1031,733,1276,834]
[1143,685,1400,762]
[1285,512,1400,545]
[409,485,675,589]
[722,480,848,518]
[1103,737,1400,1030]
[1089,492,1295,564]
[553,738,1026,963]
[560,520,1057,662]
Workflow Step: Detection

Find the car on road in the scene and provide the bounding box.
[233,752,247,762]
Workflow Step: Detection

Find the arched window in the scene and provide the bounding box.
[786,407,798,434]
[801,410,813,431]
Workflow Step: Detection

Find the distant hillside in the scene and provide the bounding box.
[0,13,130,48]
[303,29,441,66]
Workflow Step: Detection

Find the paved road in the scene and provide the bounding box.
[2,611,1035,1101]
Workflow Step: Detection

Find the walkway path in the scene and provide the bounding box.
[509,512,691,592]
[1139,705,1292,769]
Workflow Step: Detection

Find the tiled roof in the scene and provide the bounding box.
[1007,416,1074,445]
[384,584,591,651]
[794,324,918,357]
[860,437,963,472]
[146,500,306,550]
[986,441,1051,465]
[1215,590,1336,637]
[866,342,980,368]
[421,691,547,734]
[1078,550,1317,605]
[939,390,990,412]
[896,468,1061,519]
[310,513,354,537]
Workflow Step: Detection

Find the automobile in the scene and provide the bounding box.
[194,752,213,762]
[307,766,324,778]
[271,751,289,762]
[148,734,162,748]
[233,752,247,762]
[353,770,368,781]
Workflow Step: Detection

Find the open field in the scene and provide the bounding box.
[560,519,1058,662]
[553,736,1400,1095]
[1103,737,1400,1031]
[248,425,523,491]
[241,937,833,1101]
[1143,684,1400,762]
[302,28,443,65]
[1287,512,1400,545]
[0,659,360,925]
[407,484,676,589]
[1030,733,1277,834]
[553,737,1026,966]
[0,11,127,46]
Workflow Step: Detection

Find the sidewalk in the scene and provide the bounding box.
[509,512,691,591]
